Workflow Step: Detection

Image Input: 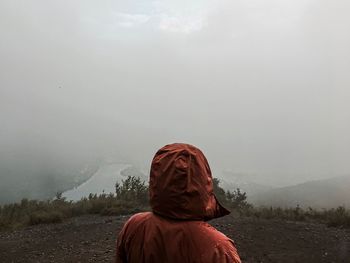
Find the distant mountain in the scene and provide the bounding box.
[0,162,99,205]
[249,176,350,209]
[219,178,273,196]
[215,170,273,196]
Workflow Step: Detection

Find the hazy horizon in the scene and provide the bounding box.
[1,0,350,202]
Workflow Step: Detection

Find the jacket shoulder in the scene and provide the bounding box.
[120,212,152,235]
[127,212,152,222]
[193,222,241,262]
[123,212,152,226]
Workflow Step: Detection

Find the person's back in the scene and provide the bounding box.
[116,143,241,263]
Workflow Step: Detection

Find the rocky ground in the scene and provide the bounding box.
[0,214,349,263]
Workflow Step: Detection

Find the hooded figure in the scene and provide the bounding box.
[116,143,241,263]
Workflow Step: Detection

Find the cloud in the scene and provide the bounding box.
[159,13,206,34]
[113,11,206,34]
[115,12,151,28]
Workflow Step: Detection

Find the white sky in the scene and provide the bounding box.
[1,0,350,186]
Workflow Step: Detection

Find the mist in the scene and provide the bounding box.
[1,0,350,202]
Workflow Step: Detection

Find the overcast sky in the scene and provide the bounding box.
[1,0,350,186]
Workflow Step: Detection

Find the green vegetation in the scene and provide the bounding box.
[213,178,350,228]
[0,176,149,231]
[1,176,349,231]
[240,205,350,228]
[115,176,149,206]
[213,178,251,211]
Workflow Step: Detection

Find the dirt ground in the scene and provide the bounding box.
[0,214,349,263]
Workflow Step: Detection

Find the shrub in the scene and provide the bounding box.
[326,206,350,228]
[0,176,150,231]
[226,188,252,211]
[29,211,64,225]
[213,178,227,205]
[212,178,251,212]
[115,176,149,206]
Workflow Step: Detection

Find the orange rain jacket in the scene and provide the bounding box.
[116,143,241,263]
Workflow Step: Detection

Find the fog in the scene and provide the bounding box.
[1,0,350,202]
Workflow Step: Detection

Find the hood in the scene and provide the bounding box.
[149,143,230,220]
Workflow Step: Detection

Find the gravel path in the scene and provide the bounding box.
[0,214,349,263]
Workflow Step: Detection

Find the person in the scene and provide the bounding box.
[116,143,241,263]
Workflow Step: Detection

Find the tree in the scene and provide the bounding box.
[213,178,251,210]
[115,176,149,206]
[226,188,251,210]
[212,178,228,205]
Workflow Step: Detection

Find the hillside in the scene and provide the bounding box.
[0,163,98,205]
[216,171,274,196]
[249,176,350,209]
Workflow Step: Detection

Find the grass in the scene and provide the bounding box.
[214,178,350,228]
[0,193,148,231]
[234,205,350,228]
[1,176,349,231]
[0,175,149,231]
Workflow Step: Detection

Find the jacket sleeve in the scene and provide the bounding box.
[116,213,145,263]
[115,221,128,263]
[226,239,241,263]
